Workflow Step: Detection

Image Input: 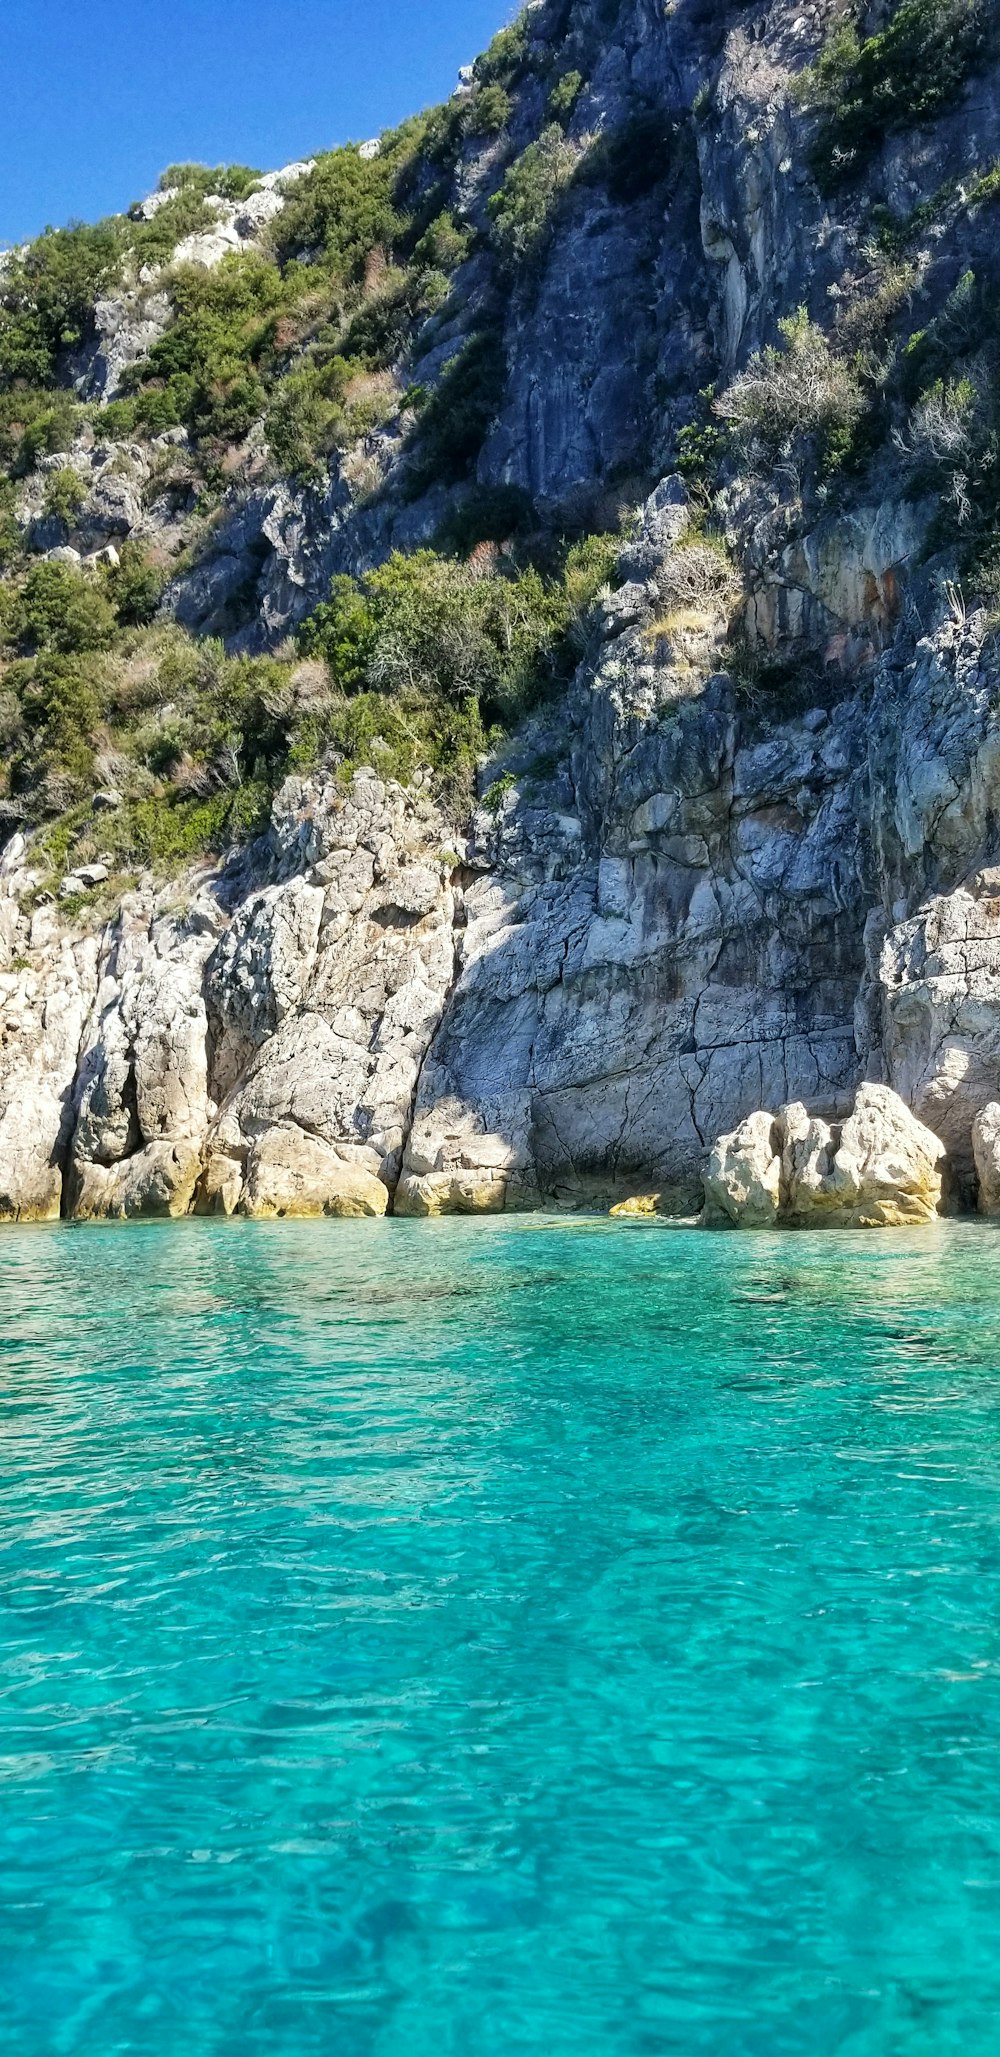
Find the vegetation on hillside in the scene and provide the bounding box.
[0,526,619,898]
[1,0,999,911]
[798,0,994,188]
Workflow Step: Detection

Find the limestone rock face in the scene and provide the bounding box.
[703,1087,945,1230]
[861,615,1000,1198]
[828,1084,945,1228]
[240,1129,388,1219]
[702,1112,782,1228]
[972,1104,1000,1216]
[198,773,458,1217]
[779,1102,842,1224]
[873,887,1000,1200]
[0,773,460,1225]
[397,607,865,1214]
[0,919,98,1221]
[71,1142,204,1222]
[66,888,221,1220]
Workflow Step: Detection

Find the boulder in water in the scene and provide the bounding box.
[703,1111,782,1228]
[703,1085,945,1229]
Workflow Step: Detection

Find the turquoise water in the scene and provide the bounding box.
[4,1221,1000,2055]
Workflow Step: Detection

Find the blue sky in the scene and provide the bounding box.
[2,0,509,244]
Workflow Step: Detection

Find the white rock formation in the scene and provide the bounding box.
[67,887,221,1219]
[703,1111,782,1227]
[198,773,458,1216]
[0,929,99,1221]
[703,1086,945,1230]
[973,1103,1000,1216]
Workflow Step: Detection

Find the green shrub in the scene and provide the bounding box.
[263,362,351,479]
[966,159,1000,209]
[559,531,621,618]
[156,162,261,203]
[800,0,992,190]
[104,542,166,626]
[473,18,529,88]
[128,194,217,270]
[300,539,617,730]
[19,652,99,752]
[676,387,728,491]
[300,548,562,722]
[311,689,491,798]
[271,143,403,276]
[129,252,284,446]
[412,212,472,275]
[415,101,468,175]
[489,126,577,273]
[0,221,125,390]
[464,85,513,137]
[548,70,584,127]
[717,310,866,466]
[13,394,82,473]
[336,276,415,368]
[104,783,271,869]
[0,478,22,568]
[42,467,85,525]
[14,563,117,654]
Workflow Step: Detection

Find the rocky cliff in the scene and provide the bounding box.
[4,0,1000,1220]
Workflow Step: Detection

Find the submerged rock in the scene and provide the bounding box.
[608,1193,667,1218]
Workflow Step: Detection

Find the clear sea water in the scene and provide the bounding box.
[4,1218,1000,2056]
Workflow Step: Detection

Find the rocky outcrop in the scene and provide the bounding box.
[973,1103,1000,1217]
[66,886,220,1220]
[197,773,458,1216]
[234,1128,389,1219]
[4,581,1000,1227]
[5,553,1000,1227]
[702,1086,946,1230]
[0,933,99,1222]
[0,770,460,1222]
[703,1111,782,1228]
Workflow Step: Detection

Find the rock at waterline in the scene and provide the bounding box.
[973,1103,1000,1217]
[702,1085,946,1230]
[703,1112,783,1229]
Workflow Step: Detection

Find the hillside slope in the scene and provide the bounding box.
[4,0,1000,1220]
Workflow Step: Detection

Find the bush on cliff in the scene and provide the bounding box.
[10,563,118,655]
[299,537,618,727]
[801,0,993,189]
[42,467,85,526]
[0,222,125,388]
[717,310,866,471]
[463,85,513,138]
[489,126,577,274]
